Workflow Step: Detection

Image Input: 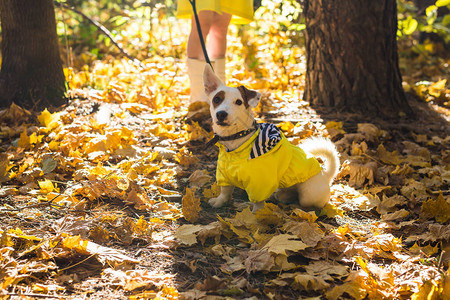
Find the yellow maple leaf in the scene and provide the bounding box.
[336,224,350,236]
[428,79,447,97]
[18,129,30,148]
[175,147,199,167]
[421,193,450,223]
[61,235,89,254]
[37,108,61,131]
[411,280,441,300]
[377,144,402,165]
[278,121,295,136]
[133,216,151,236]
[29,132,43,145]
[409,242,439,256]
[291,208,318,223]
[325,121,346,139]
[203,182,220,199]
[326,282,367,300]
[38,179,58,194]
[0,154,12,178]
[254,203,285,226]
[182,187,201,223]
[8,228,42,241]
[320,203,344,218]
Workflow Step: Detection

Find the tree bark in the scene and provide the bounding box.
[303,0,412,118]
[0,0,66,110]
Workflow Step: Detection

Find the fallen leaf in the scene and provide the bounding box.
[340,160,377,188]
[326,281,367,300]
[244,249,274,273]
[377,144,402,165]
[421,193,450,223]
[188,169,212,187]
[175,224,203,246]
[292,274,330,291]
[182,187,201,223]
[263,234,309,255]
[381,209,410,221]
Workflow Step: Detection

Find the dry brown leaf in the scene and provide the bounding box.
[181,187,201,223]
[381,209,410,221]
[292,274,330,291]
[357,123,383,141]
[175,224,203,246]
[282,221,324,247]
[377,144,403,165]
[304,261,349,280]
[188,169,212,187]
[340,160,377,188]
[263,234,309,255]
[420,193,450,223]
[244,249,274,273]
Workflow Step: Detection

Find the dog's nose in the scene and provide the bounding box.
[216,110,228,122]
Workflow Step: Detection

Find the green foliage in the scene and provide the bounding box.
[55,0,177,62]
[397,0,450,43]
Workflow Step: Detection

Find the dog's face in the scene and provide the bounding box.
[203,64,261,136]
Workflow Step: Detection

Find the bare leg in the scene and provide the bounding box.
[187,11,231,60]
[207,12,231,59]
[187,11,214,59]
[209,185,234,208]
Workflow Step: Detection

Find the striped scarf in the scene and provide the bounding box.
[249,123,282,159]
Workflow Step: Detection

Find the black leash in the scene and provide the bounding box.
[188,0,214,71]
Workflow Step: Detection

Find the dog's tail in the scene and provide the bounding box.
[300,137,340,183]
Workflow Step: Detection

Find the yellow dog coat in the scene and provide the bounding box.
[216,123,322,202]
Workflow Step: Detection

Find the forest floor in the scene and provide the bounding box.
[1,14,450,300]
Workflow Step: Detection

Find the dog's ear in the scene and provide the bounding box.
[203,64,223,96]
[237,86,261,108]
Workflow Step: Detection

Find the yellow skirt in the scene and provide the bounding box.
[176,0,254,24]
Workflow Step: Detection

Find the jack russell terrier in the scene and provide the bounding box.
[203,65,340,212]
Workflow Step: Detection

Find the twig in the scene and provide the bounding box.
[58,254,96,272]
[4,293,62,299]
[54,1,139,63]
[0,170,117,212]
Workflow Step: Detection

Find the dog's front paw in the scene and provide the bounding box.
[208,195,229,208]
[252,201,265,213]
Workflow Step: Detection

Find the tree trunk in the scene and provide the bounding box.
[303,0,412,118]
[0,0,66,110]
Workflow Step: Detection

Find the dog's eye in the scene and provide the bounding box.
[235,99,243,106]
[213,96,221,104]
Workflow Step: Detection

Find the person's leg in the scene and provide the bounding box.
[208,12,231,83]
[207,12,231,59]
[186,11,231,104]
[187,11,214,59]
[186,11,214,104]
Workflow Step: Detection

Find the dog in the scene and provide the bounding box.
[203,64,340,212]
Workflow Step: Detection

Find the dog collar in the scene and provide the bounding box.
[205,121,258,149]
